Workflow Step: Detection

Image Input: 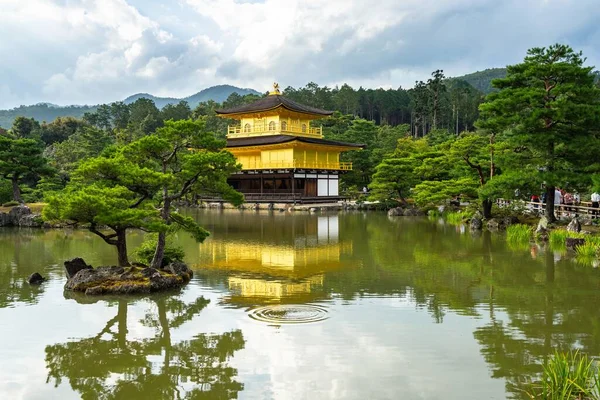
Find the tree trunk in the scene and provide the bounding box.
[482,199,493,219]
[545,185,556,223]
[152,231,167,269]
[116,229,130,267]
[151,198,171,269]
[11,176,22,203]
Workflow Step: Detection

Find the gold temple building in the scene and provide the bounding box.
[216,83,364,202]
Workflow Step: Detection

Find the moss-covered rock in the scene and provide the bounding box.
[64,260,193,296]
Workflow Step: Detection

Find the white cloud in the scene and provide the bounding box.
[1,0,600,108]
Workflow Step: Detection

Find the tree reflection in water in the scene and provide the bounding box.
[45,293,245,399]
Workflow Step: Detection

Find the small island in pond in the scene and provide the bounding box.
[63,258,193,295]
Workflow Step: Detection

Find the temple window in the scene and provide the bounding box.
[269,121,276,131]
[281,121,287,131]
[244,123,251,133]
[301,124,307,133]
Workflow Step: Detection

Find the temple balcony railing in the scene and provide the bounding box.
[227,123,323,138]
[240,160,352,171]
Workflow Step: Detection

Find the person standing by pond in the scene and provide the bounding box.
[554,188,563,218]
[563,191,574,216]
[531,194,540,212]
[592,191,600,216]
[554,188,563,205]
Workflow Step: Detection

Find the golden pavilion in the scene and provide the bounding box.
[216,83,364,202]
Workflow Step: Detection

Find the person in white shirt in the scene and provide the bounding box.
[554,188,562,205]
[592,192,600,216]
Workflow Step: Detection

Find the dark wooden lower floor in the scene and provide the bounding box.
[227,171,344,203]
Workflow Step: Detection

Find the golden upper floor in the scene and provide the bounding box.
[216,85,333,139]
[227,115,323,138]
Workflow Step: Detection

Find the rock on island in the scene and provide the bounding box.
[63,257,193,295]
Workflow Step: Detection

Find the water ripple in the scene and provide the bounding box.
[248,304,329,325]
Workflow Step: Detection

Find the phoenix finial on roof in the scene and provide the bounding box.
[270,82,281,95]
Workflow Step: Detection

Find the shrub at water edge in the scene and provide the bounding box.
[506,224,532,244]
[528,350,600,399]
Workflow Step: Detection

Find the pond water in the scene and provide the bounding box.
[1,210,600,399]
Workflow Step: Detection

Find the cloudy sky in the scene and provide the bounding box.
[2,0,600,109]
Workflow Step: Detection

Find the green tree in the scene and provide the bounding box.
[160,101,192,122]
[11,116,39,139]
[411,81,430,137]
[110,101,130,130]
[123,119,243,268]
[43,155,164,266]
[128,98,162,136]
[45,126,114,179]
[448,132,497,217]
[222,92,244,109]
[428,70,447,130]
[39,116,86,145]
[0,136,53,202]
[369,137,428,202]
[338,119,378,188]
[478,44,600,222]
[333,84,359,115]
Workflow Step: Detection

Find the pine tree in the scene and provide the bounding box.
[478,44,600,221]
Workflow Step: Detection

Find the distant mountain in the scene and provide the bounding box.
[123,85,260,109]
[453,68,507,94]
[0,85,261,128]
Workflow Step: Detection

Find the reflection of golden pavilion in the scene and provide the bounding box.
[207,242,351,277]
[200,215,356,305]
[228,275,324,298]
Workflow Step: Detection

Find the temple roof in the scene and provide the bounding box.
[216,95,334,117]
[226,135,365,149]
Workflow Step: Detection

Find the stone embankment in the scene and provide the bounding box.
[387,206,425,217]
[63,258,193,295]
[189,201,383,212]
[0,205,44,227]
[469,214,519,231]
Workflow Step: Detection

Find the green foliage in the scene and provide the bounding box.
[128,98,162,137]
[11,116,40,138]
[120,118,241,267]
[0,180,12,204]
[0,104,96,130]
[38,116,86,145]
[506,224,532,244]
[575,243,598,258]
[43,184,160,229]
[490,202,528,219]
[478,44,600,220]
[528,350,600,400]
[0,136,54,202]
[135,235,185,267]
[2,200,19,207]
[45,126,114,179]
[169,213,210,242]
[548,230,581,249]
[445,211,468,225]
[160,101,192,122]
[336,119,378,187]
[412,177,479,209]
[369,137,429,202]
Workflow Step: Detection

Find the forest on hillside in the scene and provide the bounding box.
[0,69,499,129]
